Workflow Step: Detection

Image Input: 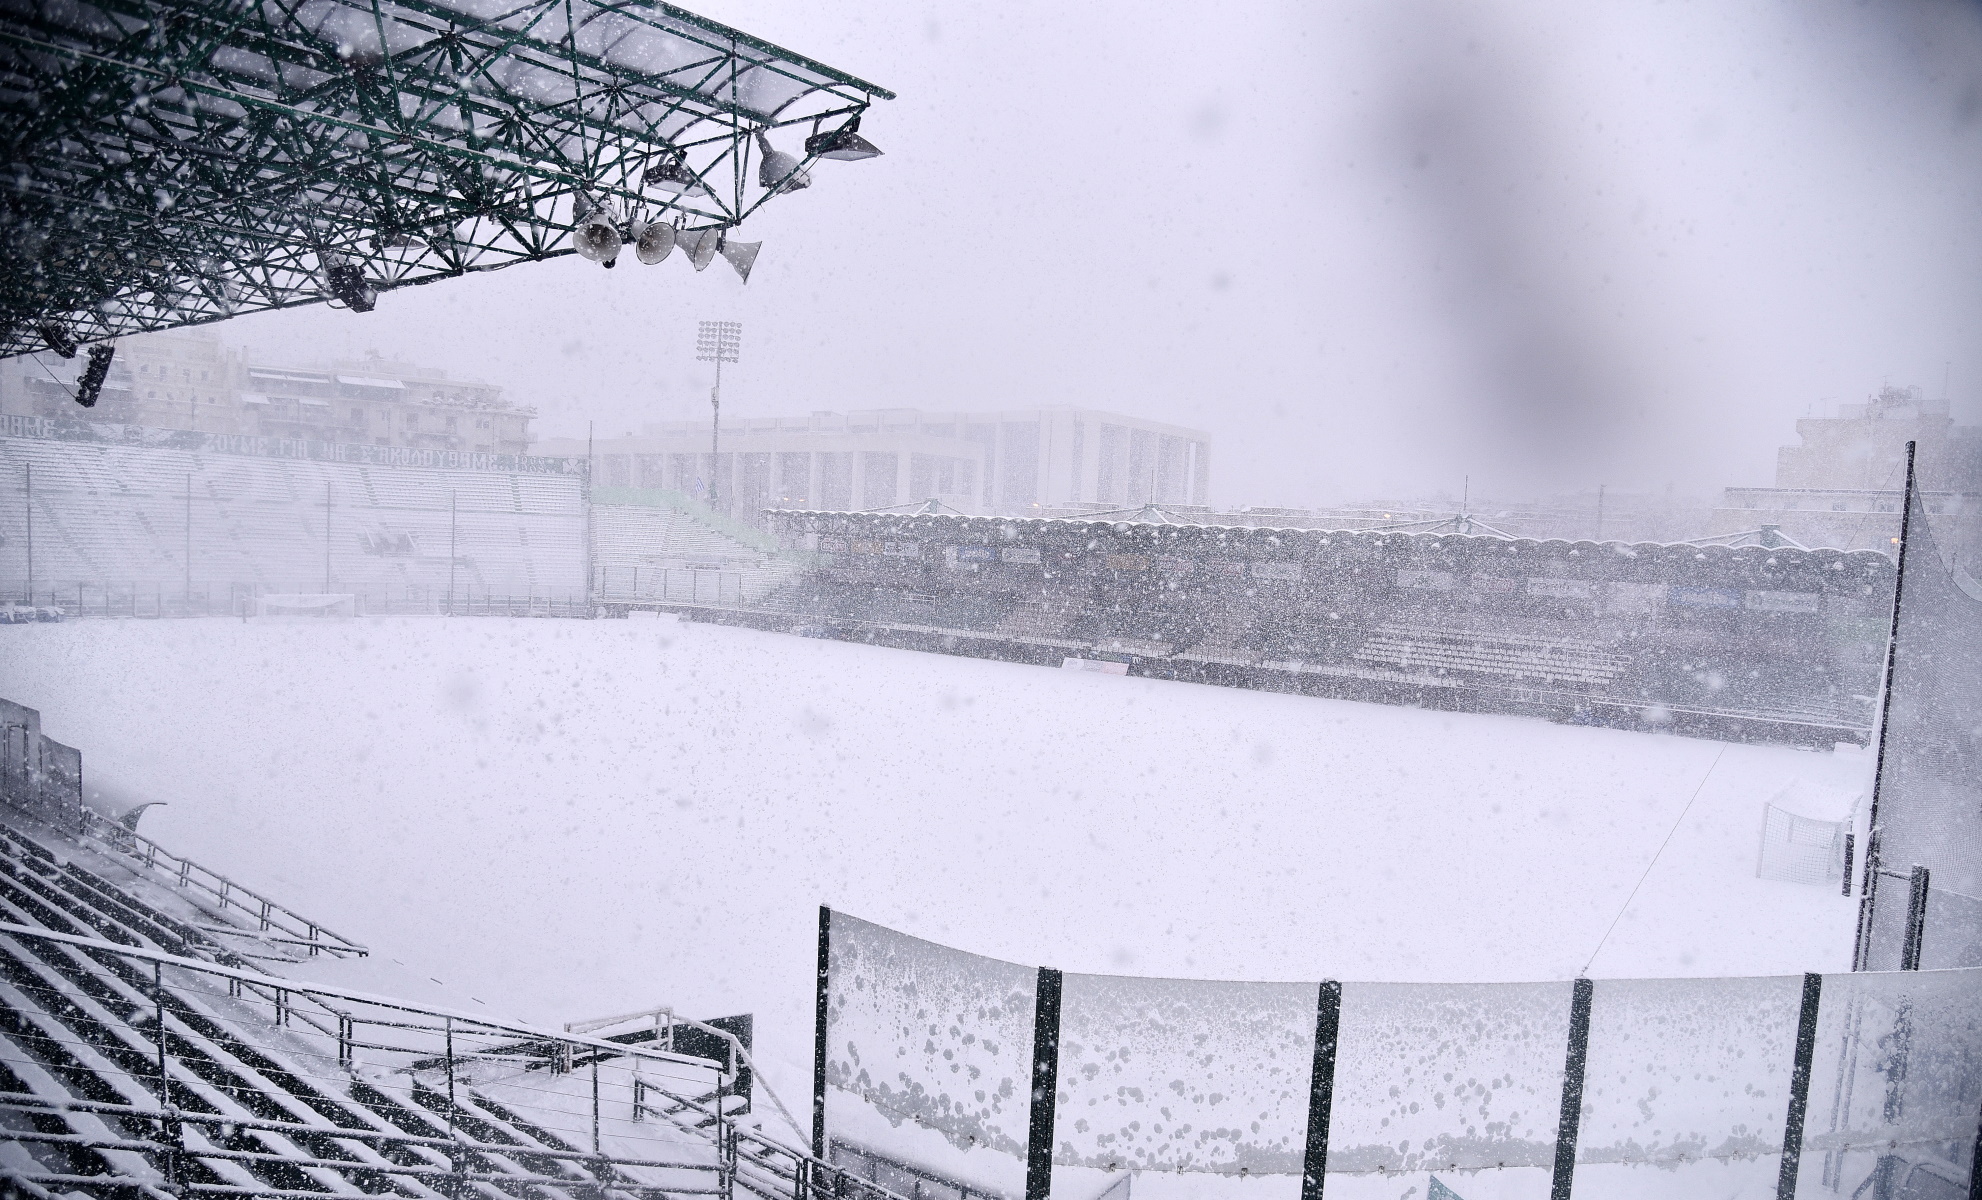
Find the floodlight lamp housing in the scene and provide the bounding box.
[643,152,710,197]
[571,208,622,267]
[633,219,676,265]
[755,131,811,193]
[718,236,761,284]
[681,228,722,272]
[74,343,115,408]
[805,116,883,161]
[322,256,377,312]
[37,322,77,358]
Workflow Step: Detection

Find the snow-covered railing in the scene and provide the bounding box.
[72,808,369,959]
[0,920,911,1200]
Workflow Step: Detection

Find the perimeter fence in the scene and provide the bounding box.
[0,581,602,619]
[1855,458,1982,974]
[816,910,1982,1200]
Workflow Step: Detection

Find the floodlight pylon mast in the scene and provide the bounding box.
[695,320,742,512]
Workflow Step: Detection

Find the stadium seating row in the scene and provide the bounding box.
[0,700,904,1200]
[744,508,1892,742]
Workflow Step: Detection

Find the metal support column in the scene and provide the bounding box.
[1299,980,1342,1200]
[1775,972,1823,1199]
[1024,966,1063,1200]
[813,905,831,1161]
[1549,978,1595,1200]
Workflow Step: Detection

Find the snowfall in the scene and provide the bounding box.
[0,614,1872,1198]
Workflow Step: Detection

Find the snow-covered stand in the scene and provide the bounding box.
[0,704,912,1200]
[766,510,1898,748]
[820,910,1982,1200]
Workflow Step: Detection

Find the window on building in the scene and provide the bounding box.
[351,407,364,420]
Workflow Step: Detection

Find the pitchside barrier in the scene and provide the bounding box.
[814,910,1982,1200]
[1,580,595,618]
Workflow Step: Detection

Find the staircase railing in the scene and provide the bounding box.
[65,805,370,959]
[0,921,910,1200]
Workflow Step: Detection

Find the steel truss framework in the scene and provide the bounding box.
[0,0,894,358]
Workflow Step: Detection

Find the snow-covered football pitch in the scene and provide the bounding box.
[0,614,1867,1103]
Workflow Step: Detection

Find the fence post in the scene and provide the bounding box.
[1775,972,1823,1199]
[718,1065,734,1200]
[1901,866,1930,970]
[813,906,831,1160]
[1299,980,1342,1200]
[1024,967,1064,1200]
[154,959,181,1188]
[1549,978,1595,1200]
[443,1016,460,1197]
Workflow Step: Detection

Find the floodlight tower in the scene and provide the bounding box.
[696,320,742,511]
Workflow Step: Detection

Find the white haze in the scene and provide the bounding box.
[216,0,1981,507]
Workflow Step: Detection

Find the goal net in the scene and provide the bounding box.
[254,593,357,618]
[1757,801,1847,886]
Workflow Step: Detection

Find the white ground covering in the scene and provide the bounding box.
[0,616,1868,1146]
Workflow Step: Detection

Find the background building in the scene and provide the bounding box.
[1709,384,1980,558]
[544,406,1212,524]
[0,329,535,454]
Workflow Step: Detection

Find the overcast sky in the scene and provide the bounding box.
[216,0,1982,507]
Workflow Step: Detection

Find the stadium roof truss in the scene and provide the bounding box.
[0,0,895,358]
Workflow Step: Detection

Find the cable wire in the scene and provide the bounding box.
[1581,744,1728,976]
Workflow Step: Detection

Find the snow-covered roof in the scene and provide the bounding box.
[768,508,1896,567]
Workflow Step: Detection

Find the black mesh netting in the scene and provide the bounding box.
[1861,484,1982,971]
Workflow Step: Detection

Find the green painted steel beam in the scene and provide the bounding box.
[0,0,893,359]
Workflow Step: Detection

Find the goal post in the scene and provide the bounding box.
[254,593,357,618]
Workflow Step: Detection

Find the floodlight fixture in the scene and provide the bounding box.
[805,115,883,161]
[755,131,811,194]
[0,0,894,356]
[633,220,677,265]
[571,207,622,267]
[37,322,77,358]
[680,228,722,272]
[74,342,115,407]
[696,319,742,364]
[643,152,711,197]
[321,255,377,312]
[718,237,761,284]
[696,319,742,511]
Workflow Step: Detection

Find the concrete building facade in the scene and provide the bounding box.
[547,406,1212,523]
[0,329,534,454]
[1709,384,1981,557]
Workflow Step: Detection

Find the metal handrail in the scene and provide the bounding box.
[72,807,369,957]
[0,920,914,1200]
